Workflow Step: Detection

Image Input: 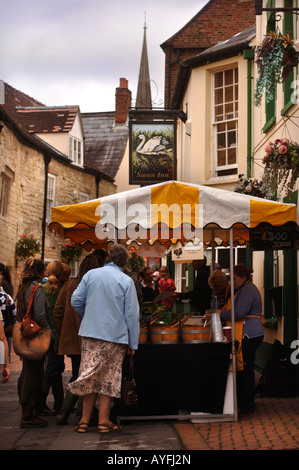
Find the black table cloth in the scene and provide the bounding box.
[115,342,231,417]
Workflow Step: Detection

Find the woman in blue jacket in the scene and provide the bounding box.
[69,244,140,433]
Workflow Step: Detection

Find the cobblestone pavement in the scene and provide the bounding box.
[1,351,298,453]
[174,396,299,450]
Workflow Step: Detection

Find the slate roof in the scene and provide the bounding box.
[82,112,128,180]
[183,24,256,66]
[16,106,80,134]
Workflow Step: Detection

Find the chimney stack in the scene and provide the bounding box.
[115,78,131,125]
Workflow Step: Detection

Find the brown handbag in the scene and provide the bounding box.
[12,285,51,361]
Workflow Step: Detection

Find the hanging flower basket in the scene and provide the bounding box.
[262,139,299,197]
[128,251,145,273]
[234,174,269,198]
[254,31,299,107]
[60,241,82,265]
[15,234,41,261]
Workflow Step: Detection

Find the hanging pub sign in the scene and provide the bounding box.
[250,222,299,251]
[129,121,176,185]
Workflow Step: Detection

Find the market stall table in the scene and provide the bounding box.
[114,342,231,421]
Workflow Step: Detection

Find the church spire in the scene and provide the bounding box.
[135,13,152,109]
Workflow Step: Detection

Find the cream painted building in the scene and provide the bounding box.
[172,4,298,362]
[175,48,252,190]
[251,1,299,354]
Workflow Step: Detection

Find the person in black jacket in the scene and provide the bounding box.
[176,257,212,315]
[139,266,159,302]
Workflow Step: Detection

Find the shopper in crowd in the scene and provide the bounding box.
[0,263,14,297]
[69,244,140,433]
[61,263,72,285]
[39,261,65,416]
[208,270,230,309]
[0,285,10,383]
[158,266,176,311]
[15,258,54,428]
[176,257,212,315]
[53,252,105,425]
[0,272,16,361]
[139,266,159,302]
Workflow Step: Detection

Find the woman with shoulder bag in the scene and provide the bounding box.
[15,257,54,428]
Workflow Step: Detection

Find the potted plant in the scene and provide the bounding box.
[60,241,82,265]
[262,138,299,197]
[15,234,41,261]
[234,174,270,199]
[254,31,299,106]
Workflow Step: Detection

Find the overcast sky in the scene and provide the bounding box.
[1,0,208,112]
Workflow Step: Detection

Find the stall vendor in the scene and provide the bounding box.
[139,266,159,302]
[205,264,264,413]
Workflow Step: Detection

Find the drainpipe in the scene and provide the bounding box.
[96,175,101,199]
[42,153,52,261]
[243,49,254,178]
[243,49,254,268]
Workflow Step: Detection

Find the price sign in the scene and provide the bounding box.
[250,222,299,251]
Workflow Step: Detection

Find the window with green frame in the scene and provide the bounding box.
[281,0,295,115]
[263,0,277,133]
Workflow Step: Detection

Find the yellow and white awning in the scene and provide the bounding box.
[49,181,298,249]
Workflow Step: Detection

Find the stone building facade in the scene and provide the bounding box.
[0,81,115,289]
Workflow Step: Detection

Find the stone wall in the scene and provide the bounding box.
[0,123,45,288]
[0,121,116,292]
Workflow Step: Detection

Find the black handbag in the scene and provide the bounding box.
[121,352,138,406]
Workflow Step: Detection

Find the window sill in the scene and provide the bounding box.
[204,176,238,186]
[70,161,84,169]
[281,99,294,116]
[263,116,276,134]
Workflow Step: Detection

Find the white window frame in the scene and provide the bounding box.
[212,67,238,177]
[174,262,188,293]
[46,173,56,223]
[206,245,247,269]
[69,136,83,166]
[0,166,14,217]
[79,191,89,202]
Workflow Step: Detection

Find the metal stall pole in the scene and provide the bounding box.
[229,228,238,421]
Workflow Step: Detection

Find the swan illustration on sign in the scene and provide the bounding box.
[136,134,172,157]
[130,121,176,184]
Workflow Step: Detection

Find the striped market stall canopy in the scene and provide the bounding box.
[49,181,298,250]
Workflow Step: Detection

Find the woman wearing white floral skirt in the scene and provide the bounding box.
[69,244,140,433]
